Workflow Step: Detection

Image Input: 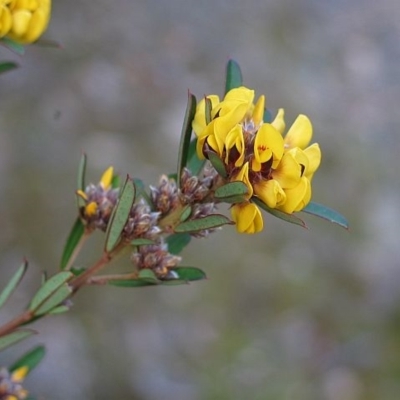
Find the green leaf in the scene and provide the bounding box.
[0,330,36,352]
[177,92,197,188]
[49,305,70,315]
[0,261,28,309]
[179,205,192,222]
[224,59,243,94]
[264,109,273,123]
[252,197,307,228]
[60,217,85,270]
[10,345,46,374]
[302,201,349,229]
[0,37,25,55]
[187,139,205,176]
[0,61,18,74]
[29,272,73,312]
[76,153,87,209]
[167,267,206,282]
[131,238,155,246]
[104,177,136,253]
[166,233,191,255]
[207,151,227,178]
[132,178,151,204]
[214,181,249,202]
[109,269,160,288]
[33,284,72,316]
[111,174,121,189]
[175,214,232,233]
[205,97,212,125]
[34,38,62,49]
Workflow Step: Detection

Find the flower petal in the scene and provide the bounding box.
[231,202,263,234]
[303,143,321,180]
[232,162,253,198]
[192,95,220,135]
[284,114,313,150]
[252,95,265,126]
[272,152,302,189]
[254,179,286,208]
[272,108,285,134]
[100,166,114,189]
[224,124,245,167]
[278,177,311,213]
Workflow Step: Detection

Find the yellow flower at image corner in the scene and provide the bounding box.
[193,87,255,159]
[231,202,263,234]
[1,0,51,44]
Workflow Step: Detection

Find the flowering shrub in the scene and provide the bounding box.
[0,19,348,396]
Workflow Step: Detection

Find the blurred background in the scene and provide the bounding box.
[1,0,400,399]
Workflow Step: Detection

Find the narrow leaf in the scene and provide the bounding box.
[131,238,155,246]
[76,153,87,209]
[166,233,191,255]
[10,345,46,374]
[0,261,28,309]
[205,97,212,125]
[0,61,18,74]
[168,267,206,282]
[0,330,36,352]
[207,151,227,178]
[177,92,197,187]
[49,305,70,315]
[175,214,232,233]
[105,177,136,253]
[60,217,85,270]
[263,109,273,123]
[132,178,151,204]
[187,139,205,176]
[0,38,25,55]
[253,197,307,228]
[109,279,158,288]
[302,201,349,229]
[215,181,249,200]
[225,59,243,94]
[179,205,192,222]
[29,272,73,312]
[33,284,72,316]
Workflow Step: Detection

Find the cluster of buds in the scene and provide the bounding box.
[192,86,321,233]
[0,0,51,44]
[0,367,28,400]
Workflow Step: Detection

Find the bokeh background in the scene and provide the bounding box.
[1,0,400,399]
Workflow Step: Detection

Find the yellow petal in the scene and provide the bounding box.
[231,202,263,234]
[284,114,313,150]
[100,166,114,189]
[85,202,98,217]
[11,366,28,382]
[254,179,286,208]
[252,95,265,126]
[22,7,47,42]
[303,143,321,180]
[232,162,253,199]
[278,177,310,213]
[271,108,285,134]
[0,7,12,37]
[272,152,302,189]
[253,123,284,171]
[192,95,220,136]
[11,9,31,36]
[76,189,88,201]
[224,124,244,166]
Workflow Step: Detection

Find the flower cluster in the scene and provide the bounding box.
[0,366,28,400]
[0,0,51,44]
[193,86,321,234]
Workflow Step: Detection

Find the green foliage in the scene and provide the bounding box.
[0,261,28,309]
[104,177,136,253]
[0,61,18,74]
[165,233,191,255]
[175,214,233,233]
[215,181,249,203]
[10,345,46,374]
[0,37,25,55]
[0,330,36,352]
[60,217,85,270]
[225,59,243,93]
[302,201,349,229]
[177,92,197,187]
[76,153,87,209]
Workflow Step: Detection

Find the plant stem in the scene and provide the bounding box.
[0,309,34,338]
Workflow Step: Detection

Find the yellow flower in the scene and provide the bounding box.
[1,0,51,44]
[0,366,29,399]
[231,202,263,234]
[231,162,253,199]
[284,113,313,150]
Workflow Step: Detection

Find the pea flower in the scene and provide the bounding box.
[0,366,29,400]
[192,86,321,234]
[0,0,51,44]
